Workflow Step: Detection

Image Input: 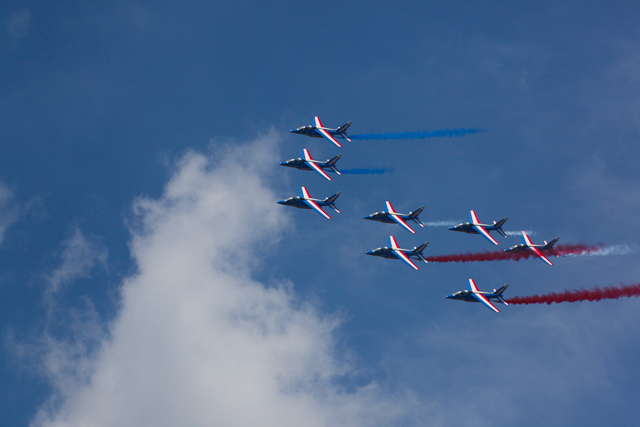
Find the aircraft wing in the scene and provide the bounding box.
[302,149,332,181]
[530,247,553,265]
[306,161,333,181]
[303,199,332,219]
[389,236,419,270]
[472,225,499,245]
[392,249,420,270]
[314,117,343,147]
[471,293,501,312]
[522,231,534,246]
[470,210,498,245]
[300,187,331,219]
[385,201,416,233]
[468,279,500,312]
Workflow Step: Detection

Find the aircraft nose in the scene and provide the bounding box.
[277,200,286,205]
[445,294,454,299]
[290,129,297,133]
[279,161,288,166]
[365,250,374,255]
[363,215,372,220]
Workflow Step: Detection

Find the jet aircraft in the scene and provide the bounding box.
[504,231,559,266]
[363,201,425,233]
[277,187,341,220]
[448,210,508,245]
[290,116,352,147]
[279,149,341,181]
[446,279,509,313]
[365,236,429,270]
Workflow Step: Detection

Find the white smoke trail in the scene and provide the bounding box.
[504,230,536,236]
[563,244,636,257]
[422,220,460,227]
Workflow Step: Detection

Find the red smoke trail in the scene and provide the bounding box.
[507,283,640,305]
[424,243,604,263]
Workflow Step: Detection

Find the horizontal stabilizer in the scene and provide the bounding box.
[493,218,508,238]
[545,237,560,257]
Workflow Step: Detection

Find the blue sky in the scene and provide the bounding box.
[2,1,640,426]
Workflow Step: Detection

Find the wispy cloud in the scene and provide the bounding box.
[31,132,413,427]
[0,184,18,246]
[0,183,42,247]
[44,226,108,301]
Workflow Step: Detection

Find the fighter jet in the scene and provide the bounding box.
[365,236,429,270]
[448,210,508,245]
[364,201,424,233]
[279,149,342,181]
[446,279,509,313]
[277,187,341,219]
[504,231,559,266]
[290,116,352,147]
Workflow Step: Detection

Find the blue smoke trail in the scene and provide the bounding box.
[350,128,484,140]
[340,167,394,175]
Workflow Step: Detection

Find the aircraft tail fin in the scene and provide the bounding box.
[337,122,352,133]
[413,242,430,255]
[408,207,425,227]
[325,154,342,175]
[413,241,430,264]
[325,192,341,205]
[493,284,509,305]
[337,122,352,142]
[544,237,560,257]
[492,217,509,238]
[327,154,342,166]
[409,207,424,218]
[325,192,341,213]
[494,284,509,296]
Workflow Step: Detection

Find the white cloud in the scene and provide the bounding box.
[5,8,31,39]
[32,132,413,427]
[0,183,19,246]
[45,226,108,298]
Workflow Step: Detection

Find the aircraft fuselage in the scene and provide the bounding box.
[363,212,398,224]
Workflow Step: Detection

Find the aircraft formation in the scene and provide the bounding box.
[278,117,563,313]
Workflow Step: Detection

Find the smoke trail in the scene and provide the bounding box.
[350,128,484,141]
[425,243,606,263]
[562,244,635,257]
[505,230,535,236]
[507,283,640,305]
[421,220,461,227]
[340,167,394,175]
